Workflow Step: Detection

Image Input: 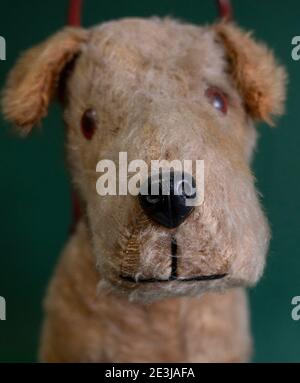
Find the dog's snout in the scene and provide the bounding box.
[139,171,196,228]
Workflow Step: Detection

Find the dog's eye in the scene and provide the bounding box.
[205,87,228,115]
[81,108,97,140]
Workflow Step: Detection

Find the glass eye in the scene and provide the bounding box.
[205,87,228,115]
[81,108,97,140]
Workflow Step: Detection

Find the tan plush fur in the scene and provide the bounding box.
[2,28,89,134]
[215,23,286,124]
[2,18,286,362]
[40,221,251,362]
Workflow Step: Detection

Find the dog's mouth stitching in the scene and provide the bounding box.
[120,273,227,283]
[120,234,227,283]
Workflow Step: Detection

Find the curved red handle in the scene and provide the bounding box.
[68,0,233,27]
[68,0,83,26]
[216,0,233,21]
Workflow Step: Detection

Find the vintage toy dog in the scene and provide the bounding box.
[2,17,286,362]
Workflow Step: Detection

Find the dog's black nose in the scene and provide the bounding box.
[139,171,196,228]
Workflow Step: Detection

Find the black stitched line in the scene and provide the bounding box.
[120,273,227,284]
[170,234,178,280]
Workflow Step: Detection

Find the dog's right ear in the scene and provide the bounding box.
[214,23,287,125]
[2,27,89,135]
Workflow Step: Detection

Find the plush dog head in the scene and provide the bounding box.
[2,18,286,302]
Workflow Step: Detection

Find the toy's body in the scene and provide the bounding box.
[2,18,286,362]
[40,222,250,362]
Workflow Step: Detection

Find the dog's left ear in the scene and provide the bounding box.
[214,23,287,125]
[2,27,89,135]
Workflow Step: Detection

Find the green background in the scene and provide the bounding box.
[0,0,299,362]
